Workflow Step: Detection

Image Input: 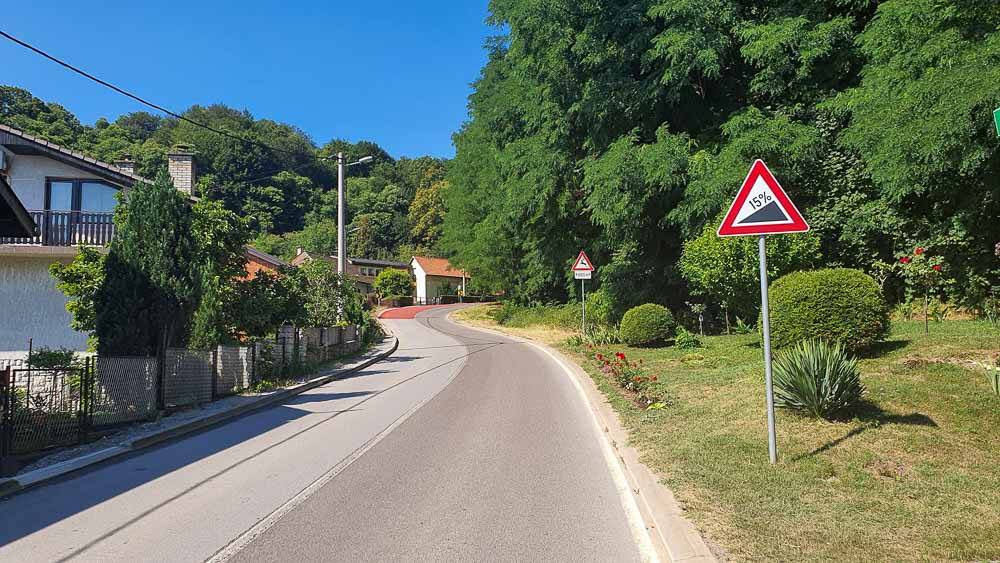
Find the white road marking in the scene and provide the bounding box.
[526,342,661,563]
[205,332,469,563]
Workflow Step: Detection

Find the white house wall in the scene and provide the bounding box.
[412,259,428,302]
[0,255,88,356]
[6,154,108,210]
[425,276,462,299]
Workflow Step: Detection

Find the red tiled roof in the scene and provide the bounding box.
[412,256,467,278]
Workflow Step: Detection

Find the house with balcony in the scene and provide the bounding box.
[0,124,196,358]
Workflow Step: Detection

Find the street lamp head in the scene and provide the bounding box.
[357,156,374,164]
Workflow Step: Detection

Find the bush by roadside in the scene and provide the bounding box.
[620,303,675,347]
[769,268,890,354]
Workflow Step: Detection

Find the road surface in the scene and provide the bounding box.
[0,306,647,562]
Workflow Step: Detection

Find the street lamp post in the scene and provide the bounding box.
[335,153,374,275]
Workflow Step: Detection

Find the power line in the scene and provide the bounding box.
[0,28,330,163]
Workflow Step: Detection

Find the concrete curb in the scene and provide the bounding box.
[447,311,716,563]
[0,337,399,497]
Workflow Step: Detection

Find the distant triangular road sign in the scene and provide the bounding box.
[572,250,595,272]
[717,159,809,237]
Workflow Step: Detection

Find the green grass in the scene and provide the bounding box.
[568,320,1000,562]
[456,306,1000,561]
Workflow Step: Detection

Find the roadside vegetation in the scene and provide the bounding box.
[455,304,1000,561]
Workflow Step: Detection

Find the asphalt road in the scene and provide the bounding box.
[0,306,646,562]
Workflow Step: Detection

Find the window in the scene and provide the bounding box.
[45,178,119,213]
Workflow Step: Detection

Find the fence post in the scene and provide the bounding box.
[1,366,11,463]
[249,340,257,387]
[280,335,287,377]
[78,357,92,443]
[156,345,166,412]
[211,347,219,400]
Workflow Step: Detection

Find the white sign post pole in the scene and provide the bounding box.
[581,278,586,336]
[758,235,778,464]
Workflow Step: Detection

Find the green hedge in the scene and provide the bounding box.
[769,268,890,353]
[620,303,676,347]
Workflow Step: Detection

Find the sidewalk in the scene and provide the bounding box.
[0,336,398,497]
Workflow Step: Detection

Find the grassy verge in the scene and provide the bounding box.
[452,305,1000,562]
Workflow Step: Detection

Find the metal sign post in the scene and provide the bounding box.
[718,160,809,464]
[994,107,1000,138]
[572,250,595,337]
[758,235,777,464]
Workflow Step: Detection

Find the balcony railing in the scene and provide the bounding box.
[0,210,116,247]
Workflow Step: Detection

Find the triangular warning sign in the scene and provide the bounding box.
[717,159,809,237]
[572,250,595,271]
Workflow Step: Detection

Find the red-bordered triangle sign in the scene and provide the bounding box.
[717,159,809,237]
[572,250,595,272]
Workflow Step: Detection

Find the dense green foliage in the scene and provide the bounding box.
[619,304,676,347]
[373,268,414,298]
[769,268,890,353]
[487,302,580,329]
[674,327,702,349]
[49,246,105,343]
[95,173,207,355]
[1,86,448,261]
[679,224,820,329]
[442,0,1000,315]
[772,339,865,419]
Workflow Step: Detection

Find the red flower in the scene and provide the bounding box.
[633,376,642,382]
[651,375,658,382]
[932,264,942,271]
[899,257,911,264]
[615,352,626,360]
[595,353,604,361]
[915,247,925,255]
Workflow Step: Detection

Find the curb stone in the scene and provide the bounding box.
[447,311,717,563]
[0,337,398,498]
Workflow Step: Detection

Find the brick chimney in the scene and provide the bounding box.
[167,144,196,195]
[114,153,136,175]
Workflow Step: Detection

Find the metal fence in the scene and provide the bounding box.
[1,364,90,457]
[216,346,254,397]
[163,348,214,409]
[91,356,158,428]
[1,325,363,467]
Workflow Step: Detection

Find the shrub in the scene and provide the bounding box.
[586,288,616,327]
[488,302,519,325]
[674,327,702,349]
[374,268,413,299]
[772,339,864,418]
[620,304,675,347]
[769,268,890,353]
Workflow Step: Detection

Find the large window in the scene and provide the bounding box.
[45,178,119,213]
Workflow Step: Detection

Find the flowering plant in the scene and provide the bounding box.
[897,246,945,333]
[974,356,1000,396]
[595,351,657,394]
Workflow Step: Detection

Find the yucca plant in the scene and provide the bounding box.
[772,339,864,419]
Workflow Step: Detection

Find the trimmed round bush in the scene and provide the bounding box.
[620,304,676,347]
[769,268,889,353]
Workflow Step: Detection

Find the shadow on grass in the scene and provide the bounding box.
[862,339,911,358]
[793,400,937,460]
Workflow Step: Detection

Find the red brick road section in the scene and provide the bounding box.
[378,305,446,320]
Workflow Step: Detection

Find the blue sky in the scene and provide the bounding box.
[1,1,495,158]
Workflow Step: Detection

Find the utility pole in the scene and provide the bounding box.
[337,152,346,275]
